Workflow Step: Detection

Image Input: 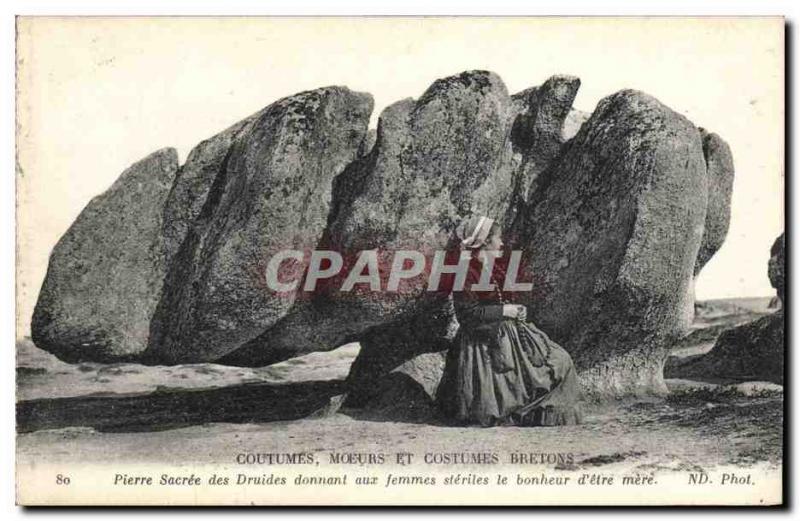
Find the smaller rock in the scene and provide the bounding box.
[510,88,710,398]
[346,352,447,423]
[510,75,581,203]
[345,313,453,409]
[511,75,581,157]
[769,233,785,304]
[666,312,784,385]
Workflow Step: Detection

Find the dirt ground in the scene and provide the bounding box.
[16,297,783,475]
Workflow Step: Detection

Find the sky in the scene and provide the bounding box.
[15,17,784,337]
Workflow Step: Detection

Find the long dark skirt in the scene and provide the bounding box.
[436,320,583,427]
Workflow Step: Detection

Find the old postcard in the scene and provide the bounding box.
[15,16,784,506]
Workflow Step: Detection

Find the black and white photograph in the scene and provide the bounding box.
[13,15,785,506]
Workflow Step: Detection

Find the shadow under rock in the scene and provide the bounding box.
[16,379,345,434]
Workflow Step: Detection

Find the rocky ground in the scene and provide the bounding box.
[16,297,782,475]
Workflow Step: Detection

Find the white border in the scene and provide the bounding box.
[3,1,795,519]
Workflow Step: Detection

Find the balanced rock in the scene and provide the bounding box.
[510,90,711,398]
[31,149,179,362]
[510,76,581,199]
[32,72,738,405]
[147,87,373,363]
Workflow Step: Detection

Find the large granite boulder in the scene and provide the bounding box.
[31,149,179,362]
[146,87,373,363]
[222,71,521,366]
[344,300,457,409]
[510,90,710,398]
[504,75,581,224]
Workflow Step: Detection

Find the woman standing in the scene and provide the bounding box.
[436,215,583,427]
